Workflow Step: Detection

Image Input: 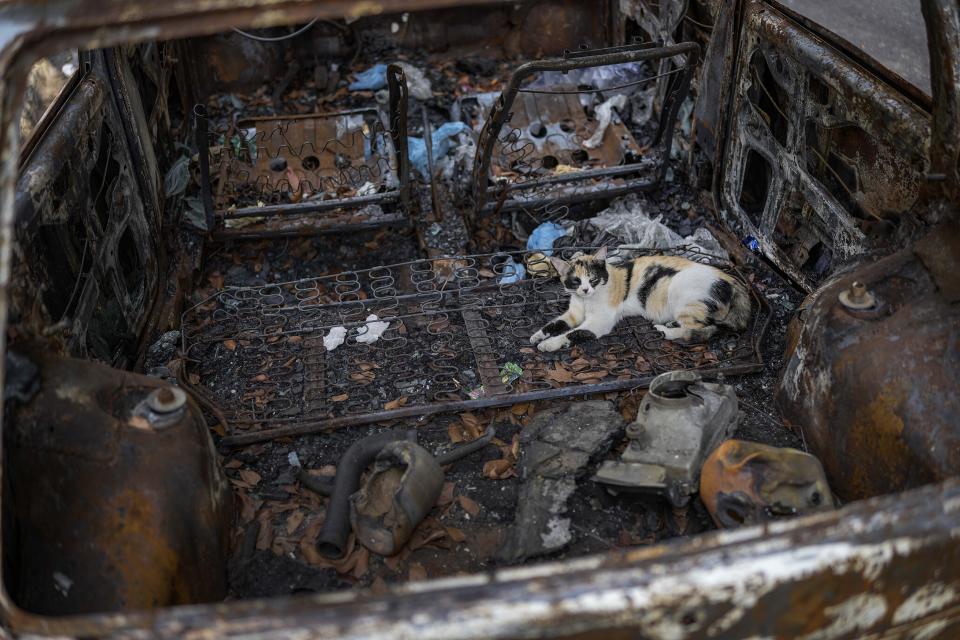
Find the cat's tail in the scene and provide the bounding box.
[719,278,752,331]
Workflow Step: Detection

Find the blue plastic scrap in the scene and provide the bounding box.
[743,235,760,252]
[408,121,471,177]
[348,63,389,91]
[526,222,568,256]
[497,256,527,284]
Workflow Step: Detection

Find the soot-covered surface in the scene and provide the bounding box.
[182,46,805,600]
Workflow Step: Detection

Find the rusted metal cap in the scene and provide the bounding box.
[147,387,187,414]
[838,281,876,310]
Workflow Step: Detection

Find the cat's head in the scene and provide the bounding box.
[550,246,609,298]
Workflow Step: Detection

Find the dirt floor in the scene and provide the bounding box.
[166,43,806,599]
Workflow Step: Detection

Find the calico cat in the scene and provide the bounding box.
[530,246,751,352]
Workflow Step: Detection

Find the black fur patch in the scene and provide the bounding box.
[541,319,570,337]
[622,265,633,301]
[566,329,596,345]
[585,260,609,286]
[637,265,678,306]
[563,273,582,290]
[703,298,720,314]
[710,279,734,305]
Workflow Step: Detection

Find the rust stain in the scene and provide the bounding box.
[101,489,181,609]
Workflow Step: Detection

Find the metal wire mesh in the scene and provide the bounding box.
[181,246,769,444]
[468,42,700,224]
[195,64,410,238]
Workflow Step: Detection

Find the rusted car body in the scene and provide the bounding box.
[0,0,957,638]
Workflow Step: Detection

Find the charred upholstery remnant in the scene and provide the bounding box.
[716,3,931,291]
[776,221,960,502]
[2,352,232,615]
[11,51,162,369]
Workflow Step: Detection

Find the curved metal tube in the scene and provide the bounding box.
[435,422,496,465]
[316,429,417,559]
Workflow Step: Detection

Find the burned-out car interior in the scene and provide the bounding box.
[0,0,958,637]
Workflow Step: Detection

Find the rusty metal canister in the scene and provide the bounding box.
[3,352,232,615]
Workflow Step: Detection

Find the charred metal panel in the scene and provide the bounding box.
[190,1,610,97]
[719,3,931,291]
[3,351,231,614]
[2,479,958,637]
[11,54,160,368]
[776,221,960,502]
[923,0,960,206]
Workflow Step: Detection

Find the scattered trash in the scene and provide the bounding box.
[528,61,647,97]
[744,235,760,252]
[395,62,432,101]
[524,252,555,277]
[408,121,471,177]
[350,440,445,556]
[497,256,526,284]
[52,571,72,597]
[323,326,348,351]
[499,362,523,385]
[589,198,684,250]
[501,401,624,562]
[594,370,737,507]
[316,430,418,558]
[311,424,497,557]
[699,440,835,528]
[356,314,389,344]
[526,221,568,256]
[582,94,627,149]
[287,451,301,468]
[348,63,388,91]
[466,386,485,400]
[356,181,378,196]
[687,227,729,260]
[163,155,191,197]
[584,195,729,259]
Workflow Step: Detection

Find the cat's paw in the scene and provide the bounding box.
[529,330,547,345]
[537,335,569,352]
[655,324,684,340]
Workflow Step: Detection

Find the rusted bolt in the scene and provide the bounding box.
[147,387,187,414]
[839,280,876,310]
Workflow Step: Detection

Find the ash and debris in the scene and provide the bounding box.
[176,43,807,599]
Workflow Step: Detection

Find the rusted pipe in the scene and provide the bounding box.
[301,423,494,496]
[316,429,417,559]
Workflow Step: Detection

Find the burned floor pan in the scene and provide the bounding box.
[181,246,769,446]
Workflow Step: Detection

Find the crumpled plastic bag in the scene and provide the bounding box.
[349,63,388,91]
[583,94,627,149]
[497,256,526,284]
[395,62,432,101]
[526,221,569,256]
[350,62,432,100]
[527,62,647,96]
[586,195,729,260]
[408,121,471,177]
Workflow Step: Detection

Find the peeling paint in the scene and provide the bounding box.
[894,583,959,624]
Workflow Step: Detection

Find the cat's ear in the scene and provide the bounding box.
[592,245,608,261]
[549,256,570,277]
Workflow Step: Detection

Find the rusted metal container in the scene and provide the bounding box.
[3,352,232,615]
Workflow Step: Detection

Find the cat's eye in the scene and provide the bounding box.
[590,278,600,286]
[569,277,581,287]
